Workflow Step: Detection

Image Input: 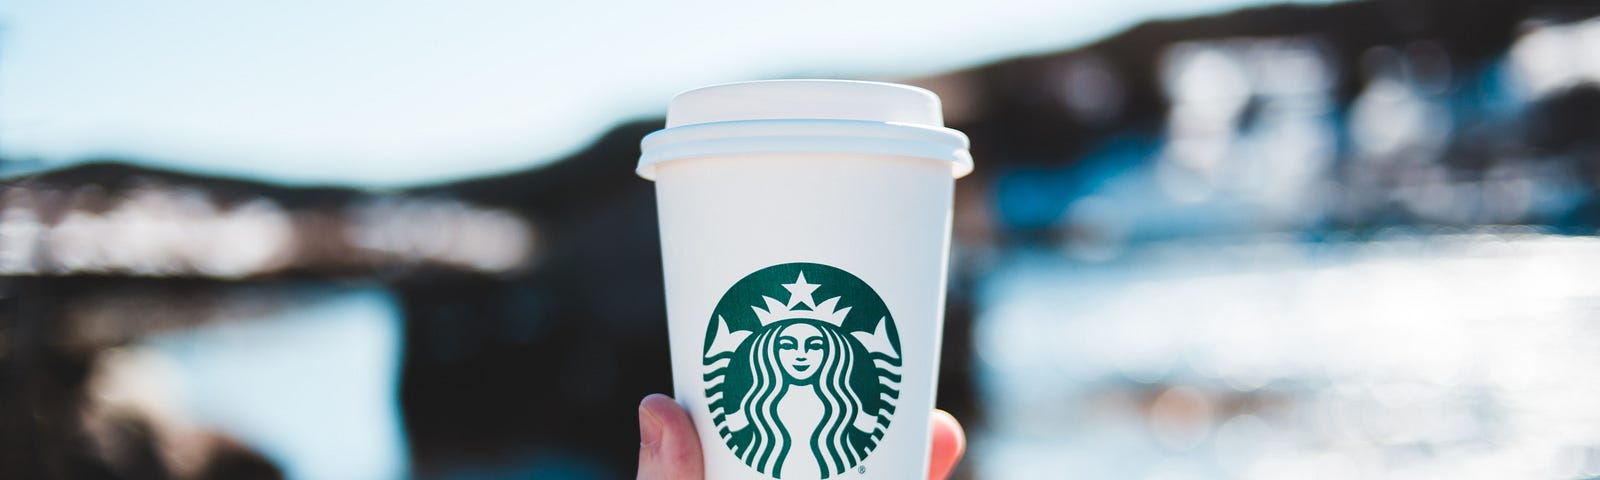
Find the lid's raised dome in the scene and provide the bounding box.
[666,79,947,128]
[638,79,972,180]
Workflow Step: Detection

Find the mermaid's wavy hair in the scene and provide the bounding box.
[738,320,865,478]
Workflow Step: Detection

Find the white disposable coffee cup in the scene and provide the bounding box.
[639,79,971,480]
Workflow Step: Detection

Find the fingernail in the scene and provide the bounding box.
[639,403,664,447]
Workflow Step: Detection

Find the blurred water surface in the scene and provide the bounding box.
[976,232,1600,479]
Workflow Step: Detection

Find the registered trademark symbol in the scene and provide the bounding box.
[858,466,866,474]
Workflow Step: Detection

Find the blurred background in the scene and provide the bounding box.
[4,0,1600,478]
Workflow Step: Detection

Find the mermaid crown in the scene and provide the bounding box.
[706,271,899,359]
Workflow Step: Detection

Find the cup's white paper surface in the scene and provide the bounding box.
[654,153,954,479]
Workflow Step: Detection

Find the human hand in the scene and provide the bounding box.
[638,393,966,480]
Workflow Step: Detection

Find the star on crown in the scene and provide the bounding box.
[752,272,852,327]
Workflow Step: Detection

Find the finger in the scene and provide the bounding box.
[638,394,705,480]
[928,409,967,480]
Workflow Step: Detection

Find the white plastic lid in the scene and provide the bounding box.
[637,79,972,180]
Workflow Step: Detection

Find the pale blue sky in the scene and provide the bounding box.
[1,0,1334,186]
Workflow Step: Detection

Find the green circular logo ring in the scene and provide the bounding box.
[702,262,903,479]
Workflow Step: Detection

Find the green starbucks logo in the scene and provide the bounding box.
[703,262,902,479]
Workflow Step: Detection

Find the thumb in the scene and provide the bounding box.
[928,409,967,480]
[637,394,705,480]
